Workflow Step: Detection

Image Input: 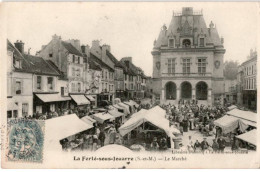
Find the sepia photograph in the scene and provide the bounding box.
[0,2,259,169]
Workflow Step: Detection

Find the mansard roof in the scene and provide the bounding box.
[154,8,222,49]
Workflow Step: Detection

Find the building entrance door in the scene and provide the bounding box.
[181,81,192,99]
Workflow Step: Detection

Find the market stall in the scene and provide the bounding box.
[236,129,257,146]
[123,101,135,113]
[45,114,93,151]
[108,108,126,123]
[112,104,127,114]
[227,105,237,111]
[119,106,180,149]
[91,112,115,124]
[129,100,139,108]
[118,103,131,115]
[227,109,257,127]
[81,115,97,126]
[214,115,248,134]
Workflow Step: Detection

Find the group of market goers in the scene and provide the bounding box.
[162,99,256,152]
[58,98,255,152]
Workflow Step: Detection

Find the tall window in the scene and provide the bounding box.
[22,103,28,117]
[72,55,75,63]
[16,81,22,95]
[199,38,205,47]
[78,56,80,64]
[168,58,175,73]
[198,58,207,73]
[182,58,191,74]
[72,83,75,92]
[37,76,42,90]
[78,83,81,92]
[47,77,54,90]
[169,39,174,47]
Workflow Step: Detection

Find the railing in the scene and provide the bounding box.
[162,72,212,77]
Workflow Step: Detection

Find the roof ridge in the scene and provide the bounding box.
[41,57,61,76]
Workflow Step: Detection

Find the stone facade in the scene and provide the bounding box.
[151,7,225,105]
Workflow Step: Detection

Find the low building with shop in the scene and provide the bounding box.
[7,40,33,118]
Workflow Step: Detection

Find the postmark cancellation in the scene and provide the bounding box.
[5,119,45,163]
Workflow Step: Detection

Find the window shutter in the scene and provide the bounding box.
[12,78,16,96]
[21,80,24,95]
[34,75,37,91]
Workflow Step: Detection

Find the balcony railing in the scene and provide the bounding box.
[162,72,212,77]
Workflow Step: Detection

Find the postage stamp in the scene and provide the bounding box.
[5,119,45,163]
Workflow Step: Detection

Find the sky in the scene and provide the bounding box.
[3,2,258,76]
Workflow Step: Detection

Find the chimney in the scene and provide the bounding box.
[125,61,130,68]
[52,34,60,40]
[81,44,90,57]
[92,40,100,48]
[182,7,193,16]
[14,40,24,54]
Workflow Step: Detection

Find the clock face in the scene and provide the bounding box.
[214,60,220,69]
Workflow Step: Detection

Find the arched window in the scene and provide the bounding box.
[181,81,192,99]
[165,82,176,100]
[196,81,208,100]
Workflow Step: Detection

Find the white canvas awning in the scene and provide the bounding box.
[227,108,257,124]
[214,115,249,134]
[227,105,237,111]
[123,101,135,109]
[108,109,125,118]
[45,114,93,141]
[129,100,139,108]
[81,116,97,126]
[91,113,115,123]
[119,106,180,137]
[86,95,95,101]
[118,103,130,114]
[70,95,90,105]
[236,129,257,146]
[36,94,71,103]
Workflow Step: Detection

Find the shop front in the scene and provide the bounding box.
[70,94,90,117]
[34,93,71,117]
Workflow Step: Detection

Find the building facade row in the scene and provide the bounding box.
[7,37,148,118]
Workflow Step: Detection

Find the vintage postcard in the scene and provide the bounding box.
[0,2,259,169]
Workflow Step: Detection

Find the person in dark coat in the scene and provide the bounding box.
[217,136,226,152]
[98,129,106,147]
[212,139,219,152]
[200,138,210,151]
[194,140,201,151]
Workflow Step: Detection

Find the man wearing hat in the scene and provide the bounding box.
[150,137,159,151]
[200,137,210,151]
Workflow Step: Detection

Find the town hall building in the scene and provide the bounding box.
[151,7,225,105]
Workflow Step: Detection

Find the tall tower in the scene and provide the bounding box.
[151,7,225,105]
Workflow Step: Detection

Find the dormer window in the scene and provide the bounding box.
[168,38,175,47]
[14,59,21,69]
[182,39,191,48]
[199,37,205,47]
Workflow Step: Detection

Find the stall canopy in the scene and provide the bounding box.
[227,105,237,111]
[91,112,115,123]
[236,129,257,146]
[129,100,139,108]
[119,106,180,137]
[45,114,93,143]
[108,109,125,118]
[214,115,248,134]
[36,94,71,103]
[70,95,90,105]
[123,101,135,109]
[86,95,95,102]
[81,116,97,126]
[114,98,121,104]
[7,102,19,111]
[227,109,257,127]
[118,103,130,114]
